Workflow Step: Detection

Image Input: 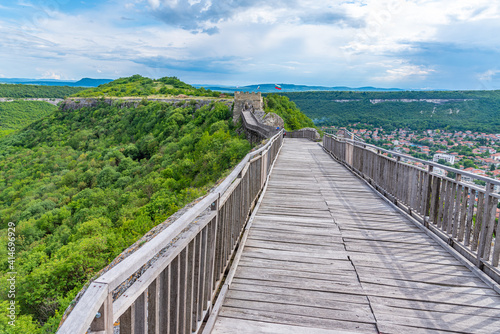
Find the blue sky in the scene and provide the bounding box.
[1,0,500,89]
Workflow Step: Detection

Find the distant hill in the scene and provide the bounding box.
[73,74,223,97]
[0,77,113,87]
[73,78,113,86]
[0,83,85,98]
[193,83,405,93]
[281,90,500,133]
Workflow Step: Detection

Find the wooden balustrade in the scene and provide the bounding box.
[286,128,320,140]
[323,134,500,283]
[57,131,284,334]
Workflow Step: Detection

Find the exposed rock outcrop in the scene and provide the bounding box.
[59,98,232,111]
[260,112,284,129]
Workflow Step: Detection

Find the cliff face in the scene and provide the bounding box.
[60,98,232,111]
[256,111,284,129]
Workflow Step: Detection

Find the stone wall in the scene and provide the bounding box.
[232,92,263,124]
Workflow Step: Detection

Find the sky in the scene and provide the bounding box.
[0,0,500,90]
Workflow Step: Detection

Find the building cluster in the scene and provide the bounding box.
[325,125,500,192]
[327,126,500,218]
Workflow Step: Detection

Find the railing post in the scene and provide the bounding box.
[90,293,113,333]
[478,182,495,261]
[208,194,220,313]
[422,165,434,228]
[451,173,463,239]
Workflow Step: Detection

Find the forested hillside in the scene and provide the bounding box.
[283,90,500,132]
[0,84,84,98]
[264,94,315,130]
[74,74,223,98]
[0,99,251,332]
[0,101,57,139]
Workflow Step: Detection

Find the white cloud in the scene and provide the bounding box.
[40,70,62,80]
[477,69,500,82]
[0,0,499,89]
[148,0,161,10]
[372,62,435,82]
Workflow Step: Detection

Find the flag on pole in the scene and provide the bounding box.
[275,84,282,90]
[257,86,260,90]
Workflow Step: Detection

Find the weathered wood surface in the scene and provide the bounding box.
[211,139,500,334]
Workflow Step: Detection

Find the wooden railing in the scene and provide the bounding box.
[57,131,284,334]
[336,129,365,142]
[286,128,320,140]
[241,111,278,140]
[324,134,500,283]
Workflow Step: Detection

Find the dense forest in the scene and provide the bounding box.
[0,84,84,99]
[282,90,500,132]
[264,94,316,130]
[73,75,223,98]
[0,98,253,332]
[0,101,57,139]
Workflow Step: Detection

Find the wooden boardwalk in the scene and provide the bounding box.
[210,139,500,334]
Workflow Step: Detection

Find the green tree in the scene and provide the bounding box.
[462,159,477,169]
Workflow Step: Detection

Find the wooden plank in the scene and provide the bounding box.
[217,307,378,333]
[134,292,146,334]
[237,257,355,273]
[359,276,494,294]
[465,188,476,246]
[241,247,350,261]
[235,265,357,282]
[211,139,500,334]
[354,267,487,287]
[452,184,462,238]
[348,253,460,266]
[368,295,500,316]
[225,289,370,312]
[223,298,375,323]
[212,317,366,334]
[158,266,170,334]
[244,239,345,253]
[147,279,159,334]
[374,308,500,334]
[232,271,500,309]
[472,192,484,251]
[457,185,468,242]
[120,305,133,334]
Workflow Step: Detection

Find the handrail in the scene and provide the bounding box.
[328,134,500,186]
[286,128,320,140]
[58,130,284,334]
[337,129,365,143]
[241,111,278,139]
[323,134,500,283]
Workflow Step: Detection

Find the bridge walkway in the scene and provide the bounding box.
[210,139,500,334]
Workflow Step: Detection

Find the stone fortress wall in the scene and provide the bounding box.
[232,91,263,124]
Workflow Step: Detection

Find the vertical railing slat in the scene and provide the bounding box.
[465,189,476,247]
[169,256,180,334]
[120,304,134,334]
[184,240,195,334]
[147,278,159,334]
[472,193,484,252]
[134,291,147,334]
[457,186,469,242]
